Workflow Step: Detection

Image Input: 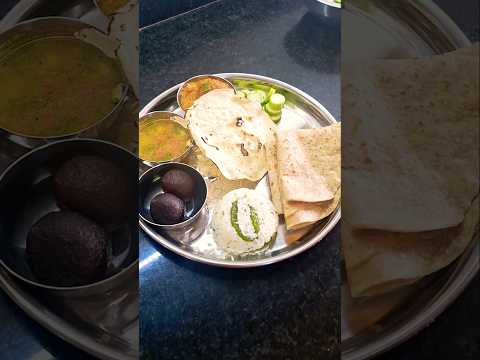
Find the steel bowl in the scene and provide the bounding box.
[138,111,194,167]
[139,162,209,243]
[0,138,139,298]
[0,17,129,149]
[176,74,236,111]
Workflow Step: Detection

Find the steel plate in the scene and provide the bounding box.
[140,73,341,268]
[341,1,477,359]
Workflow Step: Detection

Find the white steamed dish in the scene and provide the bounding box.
[212,188,278,255]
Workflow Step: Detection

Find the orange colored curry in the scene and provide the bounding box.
[178,77,232,109]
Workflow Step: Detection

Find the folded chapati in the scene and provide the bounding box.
[277,125,341,203]
[285,187,341,231]
[343,196,479,297]
[343,45,479,232]
[342,45,479,297]
[267,124,341,231]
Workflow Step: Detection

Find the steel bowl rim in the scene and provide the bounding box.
[0,138,139,292]
[176,74,237,111]
[0,16,129,141]
[138,161,208,229]
[138,111,194,166]
[140,73,341,268]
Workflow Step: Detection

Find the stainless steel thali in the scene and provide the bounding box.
[341,1,478,359]
[140,73,341,268]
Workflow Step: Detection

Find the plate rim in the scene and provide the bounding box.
[139,72,341,268]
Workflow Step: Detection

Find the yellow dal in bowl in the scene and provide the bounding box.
[139,115,192,162]
[0,37,124,137]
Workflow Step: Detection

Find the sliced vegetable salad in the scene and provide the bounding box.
[238,83,286,124]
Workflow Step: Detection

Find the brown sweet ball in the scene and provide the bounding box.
[150,193,185,225]
[26,211,107,287]
[53,155,129,224]
[160,169,195,200]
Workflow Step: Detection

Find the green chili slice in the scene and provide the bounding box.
[249,205,260,235]
[230,201,260,242]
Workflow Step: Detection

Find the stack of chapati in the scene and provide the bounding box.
[266,123,341,240]
[342,44,479,297]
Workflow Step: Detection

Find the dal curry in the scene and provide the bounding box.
[139,114,192,162]
[0,37,124,137]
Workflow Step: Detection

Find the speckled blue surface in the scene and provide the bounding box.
[139,0,340,359]
[140,0,218,27]
[0,291,95,359]
[140,1,340,119]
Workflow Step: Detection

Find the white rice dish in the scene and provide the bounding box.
[212,188,278,255]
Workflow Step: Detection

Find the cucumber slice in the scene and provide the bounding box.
[269,112,282,123]
[269,93,286,110]
[235,80,251,89]
[265,102,281,115]
[252,83,271,93]
[247,90,267,104]
[266,88,276,102]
